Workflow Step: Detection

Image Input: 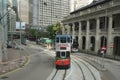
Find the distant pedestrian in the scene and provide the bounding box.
[97,49,105,56]
[100,50,104,55]
[97,49,101,55]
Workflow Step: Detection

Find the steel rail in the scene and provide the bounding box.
[72,59,85,80]
[51,69,67,80]
[51,70,58,80]
[72,56,96,80]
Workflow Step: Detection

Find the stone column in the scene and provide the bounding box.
[72,22,75,39]
[0,23,4,61]
[66,24,70,35]
[62,24,65,35]
[86,20,90,50]
[95,18,100,52]
[107,15,113,55]
[78,21,82,49]
[67,24,70,35]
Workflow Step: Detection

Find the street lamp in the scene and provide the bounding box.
[19,0,22,61]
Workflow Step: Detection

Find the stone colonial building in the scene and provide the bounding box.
[62,0,120,57]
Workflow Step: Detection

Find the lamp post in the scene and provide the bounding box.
[0,20,4,62]
[19,0,22,61]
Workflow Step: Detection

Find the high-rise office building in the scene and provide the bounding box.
[32,0,39,26]
[18,0,29,24]
[12,0,19,21]
[32,0,70,27]
[29,0,34,25]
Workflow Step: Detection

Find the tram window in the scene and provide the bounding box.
[71,40,72,43]
[60,37,66,43]
[56,37,59,43]
[61,52,66,58]
[66,51,70,57]
[67,37,70,42]
[56,51,60,57]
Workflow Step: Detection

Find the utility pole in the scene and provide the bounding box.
[1,0,8,62]
[0,21,4,62]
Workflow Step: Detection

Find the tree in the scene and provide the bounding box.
[46,21,63,39]
[29,29,40,38]
[53,21,62,34]
[46,25,55,39]
[39,31,48,38]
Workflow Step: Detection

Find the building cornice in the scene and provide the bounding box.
[70,0,111,14]
[62,0,120,22]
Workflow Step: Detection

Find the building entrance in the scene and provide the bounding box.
[113,37,120,56]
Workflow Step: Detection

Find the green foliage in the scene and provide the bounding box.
[29,29,40,37]
[46,25,56,39]
[46,21,62,39]
[39,31,48,38]
[54,21,62,34]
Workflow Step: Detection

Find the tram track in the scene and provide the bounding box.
[50,69,67,80]
[81,60,96,80]
[72,56,99,80]
[63,70,67,80]
[72,60,85,80]
[51,70,58,80]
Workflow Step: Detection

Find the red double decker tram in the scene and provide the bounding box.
[55,35,72,69]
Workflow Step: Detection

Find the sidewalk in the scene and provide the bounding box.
[0,47,28,75]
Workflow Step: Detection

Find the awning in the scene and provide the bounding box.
[46,39,54,43]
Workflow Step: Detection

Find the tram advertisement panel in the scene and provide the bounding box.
[55,43,71,51]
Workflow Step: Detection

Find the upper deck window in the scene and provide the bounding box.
[56,35,72,43]
[60,37,66,43]
[56,37,59,43]
[67,37,71,43]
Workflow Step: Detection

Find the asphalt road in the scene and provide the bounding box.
[0,42,103,80]
[1,44,55,80]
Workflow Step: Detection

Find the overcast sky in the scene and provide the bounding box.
[70,0,94,12]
